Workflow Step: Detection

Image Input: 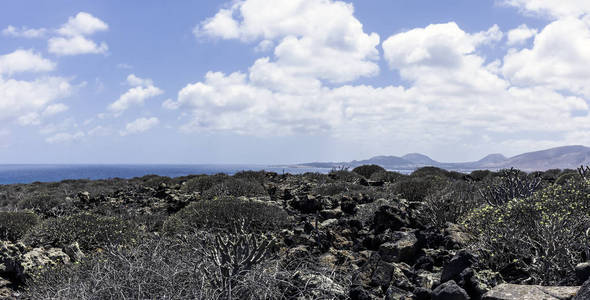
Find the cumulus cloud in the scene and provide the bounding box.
[126,74,153,87]
[120,117,159,136]
[0,49,55,75]
[48,12,109,56]
[108,75,163,114]
[57,12,108,36]
[195,0,380,83]
[507,24,538,45]
[2,25,46,38]
[503,17,590,97]
[502,0,590,19]
[48,35,108,55]
[168,7,590,155]
[0,76,72,123]
[45,131,84,143]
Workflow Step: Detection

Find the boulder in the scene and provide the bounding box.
[484,284,579,300]
[0,241,70,282]
[290,194,325,213]
[378,231,418,263]
[349,286,372,300]
[441,250,477,283]
[385,285,413,300]
[432,280,470,300]
[576,262,590,284]
[296,274,346,298]
[371,260,395,288]
[373,205,410,233]
[444,223,471,248]
[574,278,590,300]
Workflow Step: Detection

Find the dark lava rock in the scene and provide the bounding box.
[441,250,477,283]
[349,286,372,300]
[576,262,590,284]
[373,205,410,233]
[574,278,590,300]
[432,280,470,300]
[341,197,358,214]
[371,260,395,288]
[414,287,432,300]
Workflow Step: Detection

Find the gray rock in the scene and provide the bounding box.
[297,274,346,298]
[576,262,590,284]
[484,284,579,300]
[371,260,395,288]
[379,231,418,263]
[432,280,470,300]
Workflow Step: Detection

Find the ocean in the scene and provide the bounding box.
[0,164,331,185]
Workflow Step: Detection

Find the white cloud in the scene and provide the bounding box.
[167,17,590,155]
[507,24,538,45]
[48,35,108,55]
[17,112,41,126]
[87,125,111,136]
[120,117,159,136]
[0,49,55,75]
[382,22,506,94]
[108,80,163,114]
[502,0,590,19]
[43,103,69,116]
[45,131,84,143]
[503,17,590,97]
[48,12,109,56]
[57,12,108,36]
[0,76,72,123]
[2,25,46,38]
[196,0,380,83]
[126,74,153,87]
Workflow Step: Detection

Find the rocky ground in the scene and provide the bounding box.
[1,167,589,299]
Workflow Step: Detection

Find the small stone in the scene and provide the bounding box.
[432,280,470,300]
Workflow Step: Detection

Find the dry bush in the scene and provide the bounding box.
[163,197,291,235]
[23,212,138,252]
[421,180,482,228]
[0,210,40,241]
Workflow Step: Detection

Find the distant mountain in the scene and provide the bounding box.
[402,153,439,165]
[296,145,590,172]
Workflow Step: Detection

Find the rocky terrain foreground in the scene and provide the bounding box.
[1,165,590,299]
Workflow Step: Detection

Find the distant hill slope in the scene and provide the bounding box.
[296,145,590,172]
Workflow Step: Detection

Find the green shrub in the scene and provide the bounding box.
[555,170,579,185]
[163,198,291,235]
[233,170,270,184]
[469,170,493,181]
[328,169,364,183]
[411,167,449,178]
[23,212,138,252]
[182,174,228,194]
[463,179,590,285]
[0,211,40,241]
[17,193,74,217]
[369,170,406,183]
[478,168,542,207]
[352,165,386,179]
[202,178,267,199]
[391,176,447,202]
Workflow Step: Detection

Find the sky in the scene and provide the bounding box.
[0,0,589,164]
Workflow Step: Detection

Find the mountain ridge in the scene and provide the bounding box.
[298,145,590,171]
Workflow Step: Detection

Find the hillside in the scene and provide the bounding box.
[298,145,590,171]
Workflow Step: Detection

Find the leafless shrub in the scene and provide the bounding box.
[478,168,542,207]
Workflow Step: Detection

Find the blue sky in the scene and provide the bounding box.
[0,0,589,164]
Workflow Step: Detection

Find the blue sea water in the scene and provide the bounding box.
[0,164,331,185]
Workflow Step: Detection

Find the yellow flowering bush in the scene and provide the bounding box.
[463,178,590,285]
